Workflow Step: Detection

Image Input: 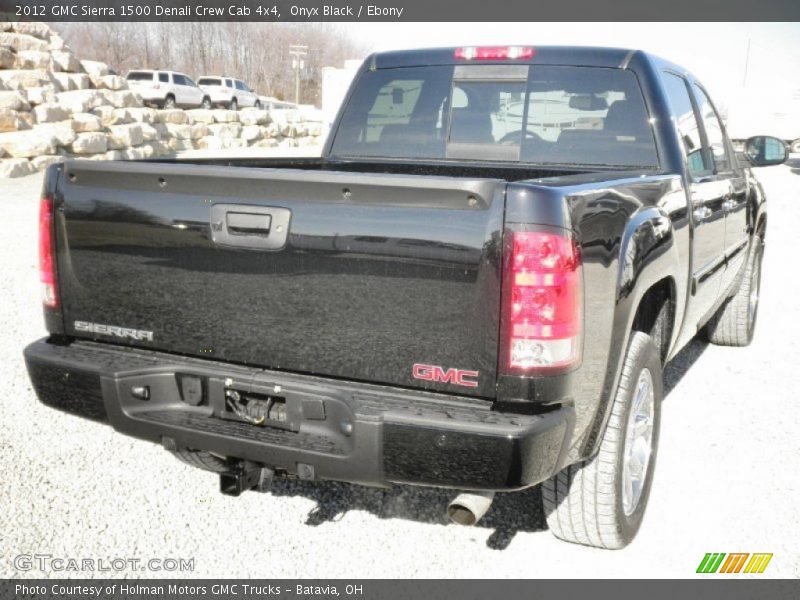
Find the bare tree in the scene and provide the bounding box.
[54,22,369,105]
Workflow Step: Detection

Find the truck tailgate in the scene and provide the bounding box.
[54,161,506,398]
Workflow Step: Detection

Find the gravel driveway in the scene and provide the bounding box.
[1,163,798,578]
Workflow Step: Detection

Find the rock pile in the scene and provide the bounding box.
[0,21,325,178]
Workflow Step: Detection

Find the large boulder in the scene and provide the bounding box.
[0,45,14,69]
[241,125,263,142]
[25,85,57,106]
[107,123,144,149]
[11,22,52,40]
[70,132,108,154]
[212,109,238,123]
[56,89,106,113]
[80,60,110,79]
[0,108,27,133]
[33,102,70,123]
[165,123,192,140]
[106,90,140,108]
[0,129,58,157]
[52,72,91,91]
[185,109,215,124]
[0,69,54,90]
[0,158,36,178]
[126,107,158,124]
[0,32,49,53]
[155,109,188,124]
[32,155,63,171]
[34,121,76,146]
[239,109,269,126]
[50,50,82,73]
[92,75,127,91]
[71,113,103,133]
[0,91,30,111]
[13,50,52,70]
[139,123,161,142]
[207,122,242,138]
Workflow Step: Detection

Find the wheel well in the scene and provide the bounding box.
[631,278,675,363]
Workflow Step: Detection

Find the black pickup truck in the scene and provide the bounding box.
[25,46,787,549]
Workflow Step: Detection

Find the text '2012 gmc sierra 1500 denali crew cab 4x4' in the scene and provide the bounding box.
[24,46,788,549]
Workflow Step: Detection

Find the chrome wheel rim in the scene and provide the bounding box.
[622,368,655,516]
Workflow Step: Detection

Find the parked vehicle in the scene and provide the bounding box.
[125,70,212,109]
[197,76,261,110]
[27,46,787,549]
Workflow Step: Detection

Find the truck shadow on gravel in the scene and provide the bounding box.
[268,337,708,550]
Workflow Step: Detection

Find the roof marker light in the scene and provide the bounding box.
[455,46,535,61]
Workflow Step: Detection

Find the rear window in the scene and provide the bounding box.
[198,77,222,86]
[331,65,658,168]
[126,71,153,81]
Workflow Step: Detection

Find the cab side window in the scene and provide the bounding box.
[661,72,710,179]
[693,84,732,173]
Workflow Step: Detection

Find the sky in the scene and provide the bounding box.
[338,22,800,104]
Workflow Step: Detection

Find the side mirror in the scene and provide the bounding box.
[743,135,787,167]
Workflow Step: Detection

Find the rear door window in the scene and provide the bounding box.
[693,84,732,173]
[661,72,711,178]
[159,72,169,83]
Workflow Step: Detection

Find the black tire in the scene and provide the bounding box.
[254,100,262,110]
[201,96,212,110]
[702,232,764,346]
[229,98,238,111]
[172,449,230,473]
[542,331,662,549]
[163,94,176,109]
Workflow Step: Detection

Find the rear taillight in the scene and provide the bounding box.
[39,197,58,309]
[501,229,582,374]
[455,46,535,60]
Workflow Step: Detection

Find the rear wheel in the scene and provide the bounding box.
[703,232,764,346]
[254,100,262,110]
[542,331,662,549]
[163,94,176,109]
[229,98,238,111]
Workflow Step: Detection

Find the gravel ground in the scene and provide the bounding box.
[1,162,798,579]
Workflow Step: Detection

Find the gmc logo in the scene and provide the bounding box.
[412,363,479,388]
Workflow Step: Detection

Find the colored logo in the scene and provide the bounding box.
[696,553,773,574]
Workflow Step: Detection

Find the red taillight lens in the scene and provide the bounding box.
[39,197,58,309]
[455,46,535,60]
[502,230,582,373]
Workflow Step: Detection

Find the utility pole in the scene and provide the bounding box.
[289,44,308,105]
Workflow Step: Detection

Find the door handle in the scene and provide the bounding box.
[693,206,712,222]
[722,198,737,211]
[226,212,272,235]
[211,204,291,250]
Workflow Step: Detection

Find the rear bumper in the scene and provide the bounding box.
[24,338,574,491]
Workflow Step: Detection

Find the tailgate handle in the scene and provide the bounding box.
[211,204,291,251]
[226,212,272,235]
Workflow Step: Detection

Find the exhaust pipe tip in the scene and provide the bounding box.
[447,491,495,526]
